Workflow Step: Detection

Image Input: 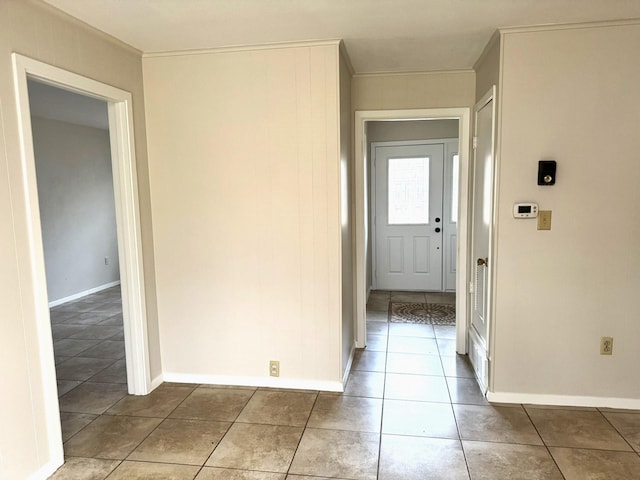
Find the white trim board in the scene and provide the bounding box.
[163,373,344,393]
[487,392,640,410]
[11,54,152,478]
[354,108,471,354]
[48,280,121,308]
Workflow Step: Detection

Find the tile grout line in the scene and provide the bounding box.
[521,405,567,480]
[283,389,320,477]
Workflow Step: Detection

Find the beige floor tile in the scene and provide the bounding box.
[60,411,97,442]
[286,476,333,480]
[197,467,285,479]
[107,384,194,417]
[64,415,162,459]
[441,355,476,378]
[390,291,426,303]
[79,339,125,359]
[386,352,444,376]
[433,325,456,339]
[387,336,439,355]
[57,379,82,397]
[53,338,102,356]
[436,338,458,356]
[550,447,640,480]
[384,373,450,402]
[49,457,119,480]
[382,399,458,438]
[108,461,200,479]
[59,381,128,414]
[366,296,390,312]
[99,313,124,325]
[51,324,87,340]
[89,358,127,383]
[206,423,303,472]
[464,440,563,479]
[446,377,488,405]
[352,350,386,372]
[378,435,469,480]
[236,390,316,426]
[366,321,388,335]
[55,355,73,365]
[307,395,382,432]
[343,371,385,398]
[64,311,116,325]
[56,356,115,381]
[289,428,379,480]
[388,322,435,338]
[527,409,632,450]
[129,418,230,465]
[365,333,387,351]
[454,404,543,445]
[170,386,254,422]
[425,292,456,305]
[68,325,123,340]
[365,309,388,322]
[603,411,640,451]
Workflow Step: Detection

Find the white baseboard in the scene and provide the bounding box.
[342,344,356,390]
[28,456,63,480]
[48,280,121,307]
[149,373,164,392]
[162,373,344,392]
[487,391,640,410]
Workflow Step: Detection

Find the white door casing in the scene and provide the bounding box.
[354,109,471,354]
[11,54,152,476]
[443,143,459,292]
[372,142,445,291]
[469,87,497,393]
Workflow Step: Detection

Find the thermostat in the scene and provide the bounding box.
[513,203,538,218]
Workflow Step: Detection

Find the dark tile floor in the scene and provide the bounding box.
[49,289,640,479]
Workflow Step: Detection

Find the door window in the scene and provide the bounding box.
[387,157,429,225]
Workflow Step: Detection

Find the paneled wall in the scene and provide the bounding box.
[143,42,348,388]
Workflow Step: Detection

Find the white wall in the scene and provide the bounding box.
[143,42,345,389]
[490,22,640,404]
[0,1,158,477]
[31,116,120,303]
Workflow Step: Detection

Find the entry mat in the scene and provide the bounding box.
[390,302,455,326]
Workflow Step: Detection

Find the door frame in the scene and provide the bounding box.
[354,109,471,353]
[11,54,152,468]
[370,138,458,292]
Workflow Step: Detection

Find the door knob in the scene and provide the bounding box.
[435,217,441,223]
[477,257,488,266]
[435,227,441,233]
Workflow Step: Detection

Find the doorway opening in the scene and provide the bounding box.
[12,54,151,472]
[354,109,471,355]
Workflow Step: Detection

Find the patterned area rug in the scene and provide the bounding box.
[390,302,456,325]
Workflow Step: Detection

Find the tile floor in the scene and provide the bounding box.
[49,289,640,479]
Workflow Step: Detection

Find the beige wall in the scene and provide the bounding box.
[339,48,355,375]
[0,0,158,477]
[143,42,345,387]
[352,70,476,111]
[474,33,501,102]
[492,23,640,401]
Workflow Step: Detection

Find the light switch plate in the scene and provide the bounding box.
[537,210,552,230]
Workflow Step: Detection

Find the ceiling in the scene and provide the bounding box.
[43,0,640,74]
[28,79,109,130]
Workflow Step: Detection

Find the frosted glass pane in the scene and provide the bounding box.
[451,154,459,223]
[388,157,429,225]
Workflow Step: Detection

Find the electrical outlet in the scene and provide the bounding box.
[600,337,613,355]
[537,210,552,230]
[269,360,280,377]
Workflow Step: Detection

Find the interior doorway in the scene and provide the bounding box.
[11,54,151,472]
[354,109,471,354]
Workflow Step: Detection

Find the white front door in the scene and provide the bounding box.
[373,143,444,291]
[469,87,496,392]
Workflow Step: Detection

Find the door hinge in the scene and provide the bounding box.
[473,136,478,149]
